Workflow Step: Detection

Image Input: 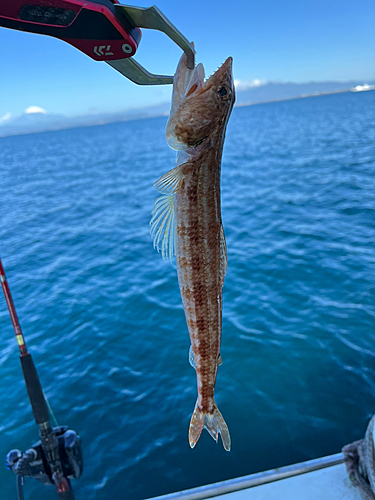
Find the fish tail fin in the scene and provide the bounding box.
[189,400,231,451]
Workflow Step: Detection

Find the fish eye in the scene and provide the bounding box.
[218,86,230,100]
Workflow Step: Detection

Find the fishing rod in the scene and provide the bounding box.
[1,256,83,500]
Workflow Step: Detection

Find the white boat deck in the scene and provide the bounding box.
[148,453,363,500]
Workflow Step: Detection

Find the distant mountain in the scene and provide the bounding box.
[1,80,374,138]
[0,102,170,138]
[1,111,67,136]
[234,80,375,106]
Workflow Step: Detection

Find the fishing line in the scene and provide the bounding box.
[44,392,59,429]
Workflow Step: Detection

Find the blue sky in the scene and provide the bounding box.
[1,0,374,118]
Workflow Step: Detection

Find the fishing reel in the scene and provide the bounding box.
[6,426,83,492]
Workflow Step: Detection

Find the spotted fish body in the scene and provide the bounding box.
[151,51,235,450]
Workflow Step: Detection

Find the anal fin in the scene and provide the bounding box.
[220,224,227,287]
[189,347,222,369]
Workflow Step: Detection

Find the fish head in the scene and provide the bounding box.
[166,55,235,151]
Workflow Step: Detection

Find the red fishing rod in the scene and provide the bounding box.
[1,256,83,500]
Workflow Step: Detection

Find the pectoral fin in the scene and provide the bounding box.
[153,162,190,195]
[150,194,176,261]
[150,163,190,261]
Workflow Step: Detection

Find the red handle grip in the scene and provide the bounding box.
[0,0,142,61]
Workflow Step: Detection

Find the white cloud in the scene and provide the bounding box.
[234,79,267,91]
[0,112,12,124]
[352,84,375,92]
[25,105,47,114]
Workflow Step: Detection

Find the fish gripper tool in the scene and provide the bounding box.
[0,0,195,85]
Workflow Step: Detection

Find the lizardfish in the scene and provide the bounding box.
[150,51,235,451]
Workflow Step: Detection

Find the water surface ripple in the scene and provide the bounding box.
[0,91,374,500]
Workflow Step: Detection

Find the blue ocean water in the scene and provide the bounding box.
[0,90,374,500]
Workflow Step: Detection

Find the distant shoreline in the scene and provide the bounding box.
[235,87,374,108]
[1,87,374,140]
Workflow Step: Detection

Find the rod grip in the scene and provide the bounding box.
[20,354,50,424]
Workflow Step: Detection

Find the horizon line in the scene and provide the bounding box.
[1,87,374,140]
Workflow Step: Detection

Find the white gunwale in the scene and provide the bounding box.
[146,453,346,500]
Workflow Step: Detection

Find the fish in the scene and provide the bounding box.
[150,49,235,451]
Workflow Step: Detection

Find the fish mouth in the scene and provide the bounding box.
[173,55,233,108]
[184,57,233,98]
[166,54,234,151]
